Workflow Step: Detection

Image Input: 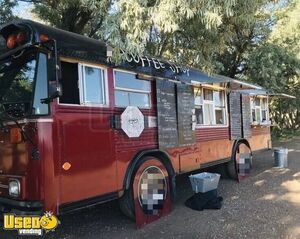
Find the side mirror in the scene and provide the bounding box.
[40,39,61,105]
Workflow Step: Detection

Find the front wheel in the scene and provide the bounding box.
[119,157,172,220]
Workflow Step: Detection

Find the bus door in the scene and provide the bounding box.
[56,61,117,206]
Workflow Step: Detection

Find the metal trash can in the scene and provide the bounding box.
[189,172,220,193]
[274,148,288,168]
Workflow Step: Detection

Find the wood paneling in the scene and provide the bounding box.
[179,153,200,173]
[252,127,270,136]
[249,133,271,151]
[195,127,230,142]
[197,139,232,164]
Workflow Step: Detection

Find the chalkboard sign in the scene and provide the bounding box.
[156,80,178,148]
[177,84,195,146]
[229,92,242,139]
[241,95,252,139]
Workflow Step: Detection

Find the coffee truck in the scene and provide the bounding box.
[0,20,273,220]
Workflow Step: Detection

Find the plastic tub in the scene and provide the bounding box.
[189,172,221,193]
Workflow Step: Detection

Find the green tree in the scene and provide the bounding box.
[245,44,299,91]
[0,0,17,25]
[213,0,280,77]
[29,0,278,74]
[30,0,238,67]
[108,0,279,73]
[244,0,300,134]
[109,0,238,68]
[31,0,112,38]
[270,0,300,58]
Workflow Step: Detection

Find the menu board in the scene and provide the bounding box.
[156,80,178,148]
[177,84,195,146]
[229,92,242,139]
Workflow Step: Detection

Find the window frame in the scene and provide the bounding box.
[78,63,109,107]
[214,90,227,125]
[251,96,270,124]
[113,69,152,109]
[194,86,228,128]
[32,52,50,116]
[203,96,215,125]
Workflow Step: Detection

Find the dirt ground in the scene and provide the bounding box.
[1,138,300,239]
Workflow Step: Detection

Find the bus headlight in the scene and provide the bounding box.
[9,180,20,197]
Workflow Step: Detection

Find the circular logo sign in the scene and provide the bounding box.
[121,106,145,138]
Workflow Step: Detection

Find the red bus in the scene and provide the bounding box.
[0,20,272,220]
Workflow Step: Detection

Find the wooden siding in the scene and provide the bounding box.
[195,127,230,142]
[114,128,158,152]
[252,126,270,136]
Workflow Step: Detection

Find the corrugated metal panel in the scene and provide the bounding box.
[241,95,252,138]
[229,92,242,139]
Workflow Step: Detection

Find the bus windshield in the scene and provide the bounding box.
[0,50,49,120]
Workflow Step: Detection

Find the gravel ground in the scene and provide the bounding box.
[1,138,300,239]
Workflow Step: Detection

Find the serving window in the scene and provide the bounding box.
[251,97,269,123]
[59,61,108,106]
[194,86,227,126]
[114,70,151,109]
[79,64,108,106]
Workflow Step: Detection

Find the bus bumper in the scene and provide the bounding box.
[0,197,43,215]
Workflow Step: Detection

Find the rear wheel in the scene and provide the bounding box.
[119,157,171,220]
[227,141,252,180]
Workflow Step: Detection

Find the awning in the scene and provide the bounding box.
[230,79,262,90]
[233,89,296,99]
[203,74,263,90]
[267,93,296,99]
[191,73,231,85]
[233,89,268,95]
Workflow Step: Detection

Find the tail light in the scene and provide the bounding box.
[39,34,49,42]
[16,32,26,44]
[6,34,16,49]
[10,128,22,144]
[6,31,27,49]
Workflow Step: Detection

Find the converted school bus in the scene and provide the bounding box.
[0,20,272,221]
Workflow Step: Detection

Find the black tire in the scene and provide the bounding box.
[119,156,171,220]
[119,187,135,219]
[226,158,238,180]
[226,141,252,180]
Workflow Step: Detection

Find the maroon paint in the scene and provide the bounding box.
[0,65,269,216]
